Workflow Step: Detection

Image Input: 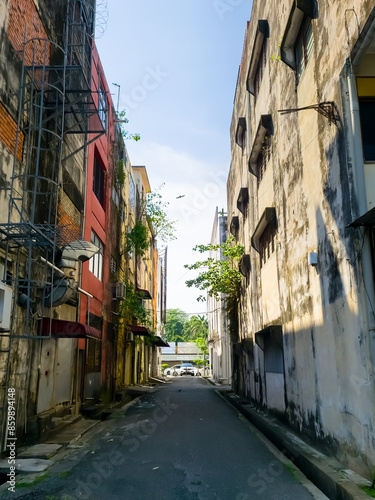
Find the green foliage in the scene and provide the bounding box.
[195,336,208,357]
[164,308,189,342]
[126,221,149,256]
[188,315,208,339]
[118,280,151,333]
[117,110,140,142]
[164,310,208,342]
[116,159,126,187]
[184,236,244,301]
[361,486,375,498]
[145,184,177,243]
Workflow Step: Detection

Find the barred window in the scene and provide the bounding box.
[254,38,267,100]
[256,134,272,183]
[295,17,314,83]
[260,224,277,268]
[110,256,117,274]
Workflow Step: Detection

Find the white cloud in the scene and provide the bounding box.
[127,140,228,314]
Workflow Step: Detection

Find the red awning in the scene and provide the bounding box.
[38,319,101,340]
[131,325,150,336]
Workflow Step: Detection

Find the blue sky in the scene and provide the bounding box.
[96,0,252,314]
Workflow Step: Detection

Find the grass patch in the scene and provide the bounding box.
[58,471,70,479]
[361,486,375,498]
[284,463,298,479]
[17,472,51,488]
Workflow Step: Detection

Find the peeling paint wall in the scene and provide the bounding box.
[228,0,375,477]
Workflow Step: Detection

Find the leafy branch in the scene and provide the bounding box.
[184,236,244,302]
[126,220,149,256]
[118,280,152,332]
[116,110,140,142]
[138,183,177,244]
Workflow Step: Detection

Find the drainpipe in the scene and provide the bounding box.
[344,67,375,376]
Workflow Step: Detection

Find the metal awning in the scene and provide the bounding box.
[255,325,283,351]
[38,319,101,340]
[237,187,249,214]
[347,207,375,227]
[136,287,152,299]
[152,336,169,347]
[249,114,274,176]
[246,20,270,95]
[131,325,150,336]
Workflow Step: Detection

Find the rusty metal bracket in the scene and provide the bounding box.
[278,101,339,124]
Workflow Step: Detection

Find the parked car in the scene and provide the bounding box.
[180,363,195,376]
[164,365,182,376]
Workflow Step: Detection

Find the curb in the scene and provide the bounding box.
[216,390,371,500]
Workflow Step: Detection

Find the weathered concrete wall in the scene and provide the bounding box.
[228,0,375,476]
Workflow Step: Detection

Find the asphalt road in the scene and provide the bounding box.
[6,377,327,500]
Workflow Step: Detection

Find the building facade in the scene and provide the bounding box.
[207,207,232,385]
[0,0,166,448]
[228,0,375,477]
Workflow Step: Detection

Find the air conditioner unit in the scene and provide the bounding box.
[0,282,12,331]
[114,282,126,300]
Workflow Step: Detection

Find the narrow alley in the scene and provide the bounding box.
[2,378,327,500]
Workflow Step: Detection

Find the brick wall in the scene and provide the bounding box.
[58,189,81,244]
[0,102,23,161]
[7,0,50,65]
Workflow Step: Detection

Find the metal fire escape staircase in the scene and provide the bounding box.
[0,0,105,450]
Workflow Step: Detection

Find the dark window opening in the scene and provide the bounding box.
[358,98,375,162]
[93,156,105,207]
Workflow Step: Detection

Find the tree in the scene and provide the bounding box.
[146,185,177,244]
[164,309,189,342]
[184,236,244,342]
[184,236,244,301]
[117,110,140,142]
[188,315,208,339]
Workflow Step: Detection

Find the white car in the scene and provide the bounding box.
[164,365,182,376]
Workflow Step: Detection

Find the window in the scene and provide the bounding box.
[110,256,117,274]
[93,156,105,207]
[246,20,270,96]
[357,78,375,162]
[280,0,317,79]
[295,17,314,82]
[89,231,104,281]
[235,118,247,152]
[260,224,277,268]
[254,37,267,100]
[358,99,375,161]
[256,134,272,183]
[129,175,135,209]
[98,78,107,131]
[249,115,273,177]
